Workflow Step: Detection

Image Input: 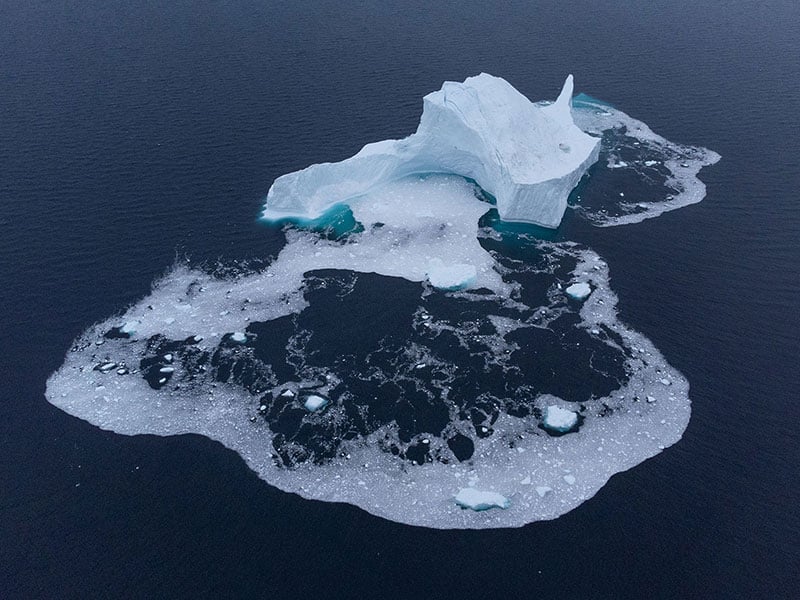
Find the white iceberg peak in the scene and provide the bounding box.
[263,73,599,229]
[544,73,574,119]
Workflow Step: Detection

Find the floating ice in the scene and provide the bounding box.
[571,94,720,226]
[263,74,600,229]
[565,282,592,301]
[542,405,579,433]
[46,73,719,529]
[304,395,328,412]
[454,488,511,511]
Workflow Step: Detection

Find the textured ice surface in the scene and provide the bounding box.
[46,75,720,529]
[263,74,600,229]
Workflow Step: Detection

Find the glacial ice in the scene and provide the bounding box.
[45,73,721,529]
[263,74,600,229]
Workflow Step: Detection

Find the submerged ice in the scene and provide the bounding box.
[46,73,719,529]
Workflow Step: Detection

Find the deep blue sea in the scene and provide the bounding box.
[1,1,798,598]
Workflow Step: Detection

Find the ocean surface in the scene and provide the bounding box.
[1,0,798,597]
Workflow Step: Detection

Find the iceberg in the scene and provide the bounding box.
[542,405,579,433]
[262,74,600,229]
[45,72,719,529]
[453,488,510,511]
[565,282,592,301]
[303,395,328,412]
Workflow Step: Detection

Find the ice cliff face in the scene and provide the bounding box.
[263,74,600,229]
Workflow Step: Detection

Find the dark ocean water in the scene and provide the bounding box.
[1,1,798,598]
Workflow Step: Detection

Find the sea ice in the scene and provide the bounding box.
[454,488,510,511]
[263,74,600,229]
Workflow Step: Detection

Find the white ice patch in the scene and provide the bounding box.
[263,74,600,229]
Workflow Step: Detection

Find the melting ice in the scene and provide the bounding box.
[47,74,719,529]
